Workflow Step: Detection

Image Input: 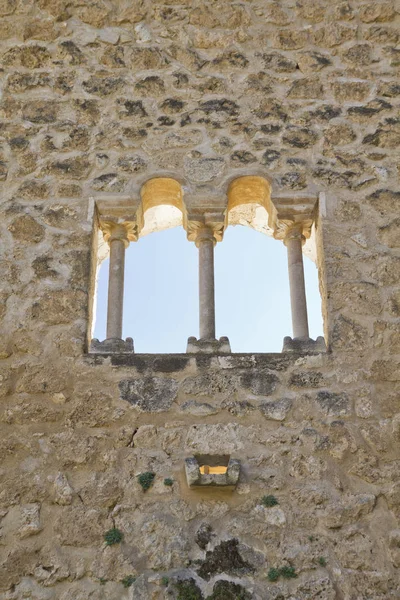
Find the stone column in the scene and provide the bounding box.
[106,225,129,340]
[196,226,216,340]
[268,195,326,353]
[186,213,231,354]
[90,220,137,354]
[284,224,309,340]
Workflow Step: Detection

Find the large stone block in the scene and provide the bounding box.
[119,376,179,411]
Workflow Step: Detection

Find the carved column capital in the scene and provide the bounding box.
[268,195,317,244]
[99,219,138,248]
[186,211,226,245]
[276,220,310,246]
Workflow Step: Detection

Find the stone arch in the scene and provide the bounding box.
[226,174,318,263]
[227,175,273,236]
[138,176,186,237]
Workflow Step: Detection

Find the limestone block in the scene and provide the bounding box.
[272,29,309,50]
[185,424,243,453]
[322,494,376,528]
[53,507,106,546]
[240,370,279,396]
[31,289,87,325]
[332,81,372,102]
[389,530,400,567]
[184,156,226,183]
[282,127,318,148]
[378,218,400,248]
[360,2,396,23]
[316,391,350,416]
[52,472,73,505]
[259,398,292,421]
[79,473,123,508]
[179,400,219,416]
[252,504,287,526]
[8,215,45,243]
[119,377,179,411]
[288,77,325,98]
[19,503,42,539]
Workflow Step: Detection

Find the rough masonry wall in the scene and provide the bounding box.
[0,0,399,598]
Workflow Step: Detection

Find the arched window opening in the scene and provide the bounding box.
[90,174,326,355]
[215,226,323,353]
[94,226,198,353]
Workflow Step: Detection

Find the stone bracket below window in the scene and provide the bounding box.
[185,455,241,488]
[186,336,231,354]
[282,336,326,353]
[90,337,134,354]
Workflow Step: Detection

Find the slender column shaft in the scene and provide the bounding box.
[285,230,309,339]
[106,238,126,339]
[197,228,216,340]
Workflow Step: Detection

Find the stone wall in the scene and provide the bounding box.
[0,0,399,598]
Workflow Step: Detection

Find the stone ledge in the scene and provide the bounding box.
[84,351,325,372]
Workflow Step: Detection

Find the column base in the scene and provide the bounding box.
[282,336,326,354]
[90,337,134,354]
[186,336,231,354]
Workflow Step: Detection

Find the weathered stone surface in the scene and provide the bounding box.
[332,81,372,102]
[0,2,398,597]
[240,370,279,396]
[8,215,45,243]
[119,376,179,411]
[288,78,324,99]
[197,538,255,580]
[184,156,225,182]
[324,124,356,145]
[186,423,243,453]
[316,391,350,416]
[283,127,318,148]
[52,473,73,505]
[259,398,292,421]
[18,503,42,538]
[32,289,87,324]
[180,400,219,416]
[53,507,106,546]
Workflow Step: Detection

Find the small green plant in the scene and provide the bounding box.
[308,535,315,542]
[280,565,297,579]
[121,575,136,588]
[138,471,155,491]
[267,567,280,582]
[318,556,327,567]
[164,477,174,486]
[261,495,279,507]
[267,565,297,582]
[104,527,123,546]
[99,578,107,585]
[161,576,169,586]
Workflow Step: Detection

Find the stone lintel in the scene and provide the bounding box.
[95,196,140,221]
[269,195,318,241]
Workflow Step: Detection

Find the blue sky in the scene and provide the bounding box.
[94,225,323,353]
